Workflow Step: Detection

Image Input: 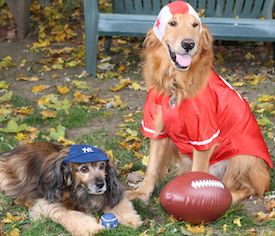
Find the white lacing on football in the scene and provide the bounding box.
[191,179,224,189]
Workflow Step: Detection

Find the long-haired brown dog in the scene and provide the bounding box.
[128,1,272,203]
[0,142,142,236]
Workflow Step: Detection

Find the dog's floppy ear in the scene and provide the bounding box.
[38,157,72,202]
[143,28,159,48]
[105,161,123,208]
[200,25,213,51]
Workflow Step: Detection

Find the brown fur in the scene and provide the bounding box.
[0,142,142,236]
[127,13,270,203]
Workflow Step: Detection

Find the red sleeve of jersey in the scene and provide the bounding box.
[142,89,168,139]
[183,101,220,151]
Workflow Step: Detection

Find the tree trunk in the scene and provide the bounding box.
[6,0,31,39]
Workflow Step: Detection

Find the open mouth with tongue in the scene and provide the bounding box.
[167,44,192,70]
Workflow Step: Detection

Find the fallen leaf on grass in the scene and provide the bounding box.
[0,56,14,69]
[38,94,72,113]
[223,224,228,232]
[257,117,273,127]
[233,217,242,227]
[32,85,50,94]
[16,76,39,81]
[256,211,275,221]
[244,75,267,86]
[244,52,255,60]
[113,95,124,108]
[97,62,115,71]
[7,228,20,236]
[56,85,70,95]
[109,78,132,92]
[58,137,75,146]
[267,199,275,212]
[0,80,9,89]
[142,155,149,166]
[50,124,65,141]
[129,82,144,91]
[15,107,34,115]
[0,91,13,103]
[73,91,91,103]
[185,224,205,234]
[232,81,245,87]
[120,162,133,176]
[2,212,26,223]
[0,119,28,133]
[40,110,57,119]
[72,80,90,90]
[31,39,51,50]
[257,94,275,103]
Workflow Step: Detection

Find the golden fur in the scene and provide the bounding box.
[0,142,142,236]
[127,13,270,203]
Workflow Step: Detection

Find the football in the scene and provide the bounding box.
[160,172,232,224]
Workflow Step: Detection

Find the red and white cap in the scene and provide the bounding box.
[153,1,202,41]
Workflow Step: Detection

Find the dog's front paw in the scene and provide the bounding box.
[29,198,49,220]
[65,211,104,236]
[126,189,151,204]
[123,213,143,228]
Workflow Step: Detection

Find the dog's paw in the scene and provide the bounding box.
[126,189,150,204]
[29,198,49,220]
[63,210,104,236]
[123,214,143,229]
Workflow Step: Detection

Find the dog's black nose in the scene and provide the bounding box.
[95,178,105,189]
[181,39,195,52]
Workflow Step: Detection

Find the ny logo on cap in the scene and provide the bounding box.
[82,147,94,153]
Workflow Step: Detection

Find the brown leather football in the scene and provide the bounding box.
[160,172,232,224]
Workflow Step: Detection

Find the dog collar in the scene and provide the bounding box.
[64,144,109,163]
[153,0,202,41]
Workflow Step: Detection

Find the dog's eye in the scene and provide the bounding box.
[192,22,199,28]
[168,20,177,27]
[99,162,106,170]
[80,165,89,173]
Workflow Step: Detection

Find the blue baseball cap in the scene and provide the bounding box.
[64,144,109,164]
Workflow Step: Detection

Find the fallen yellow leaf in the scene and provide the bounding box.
[16,132,26,141]
[7,228,20,236]
[0,80,9,89]
[16,76,39,81]
[232,81,245,87]
[32,85,49,94]
[233,217,242,227]
[109,78,132,92]
[73,91,91,103]
[186,224,205,234]
[56,85,70,95]
[113,95,124,108]
[257,94,275,103]
[15,107,34,115]
[40,110,57,119]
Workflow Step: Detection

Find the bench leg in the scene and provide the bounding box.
[7,0,31,39]
[84,0,99,77]
[104,36,112,55]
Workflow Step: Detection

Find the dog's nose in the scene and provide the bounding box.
[181,39,195,52]
[95,178,105,189]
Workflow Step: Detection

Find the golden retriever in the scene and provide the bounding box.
[127,1,272,203]
[0,142,142,236]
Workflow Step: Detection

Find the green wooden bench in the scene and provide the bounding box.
[84,0,275,76]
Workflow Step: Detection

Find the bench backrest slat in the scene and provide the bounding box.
[112,0,274,18]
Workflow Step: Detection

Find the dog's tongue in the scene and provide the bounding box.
[176,54,192,67]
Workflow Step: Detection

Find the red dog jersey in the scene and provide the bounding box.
[142,71,272,168]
